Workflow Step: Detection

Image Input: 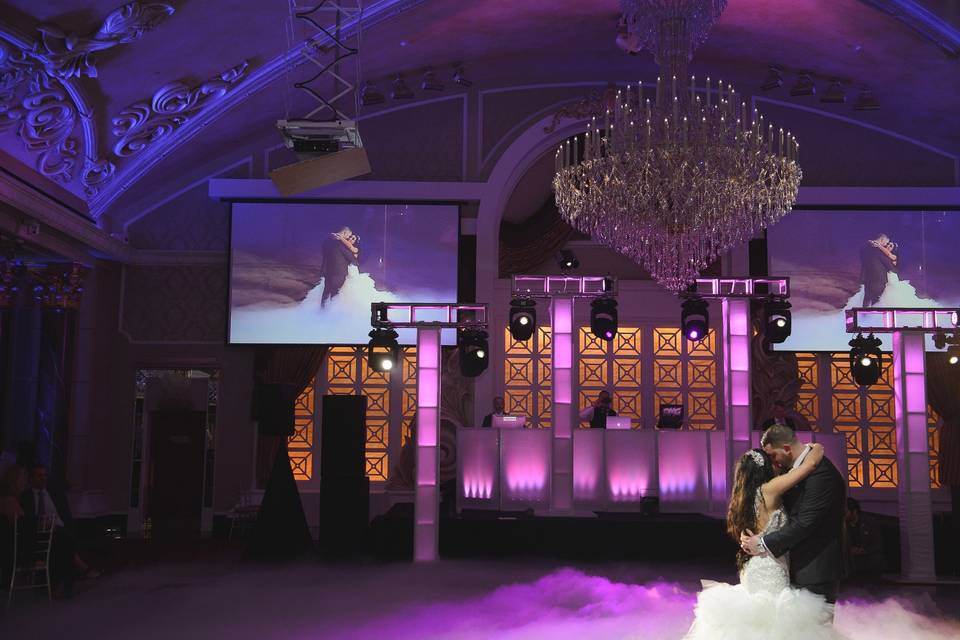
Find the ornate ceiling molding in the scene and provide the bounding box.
[0,2,174,199]
[37,2,175,79]
[86,0,428,218]
[112,62,249,158]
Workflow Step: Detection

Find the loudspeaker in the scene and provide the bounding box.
[318,476,369,551]
[321,395,366,479]
[252,383,299,436]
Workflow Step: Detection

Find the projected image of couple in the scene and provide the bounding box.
[850,232,932,309]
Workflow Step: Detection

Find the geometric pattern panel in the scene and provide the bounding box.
[868,458,897,488]
[288,385,316,480]
[826,352,899,489]
[653,327,720,431]
[289,451,312,482]
[504,327,552,429]
[795,353,821,431]
[577,327,645,428]
[867,426,897,457]
[928,405,942,489]
[300,346,405,484]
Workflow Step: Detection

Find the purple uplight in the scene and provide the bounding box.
[688,329,699,340]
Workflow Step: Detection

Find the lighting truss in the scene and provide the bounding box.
[370,303,488,329]
[511,275,617,298]
[690,277,789,299]
[844,308,959,334]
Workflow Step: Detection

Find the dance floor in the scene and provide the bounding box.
[5,555,960,639]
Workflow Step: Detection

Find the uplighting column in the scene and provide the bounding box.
[891,331,935,581]
[721,298,752,475]
[414,327,441,561]
[550,296,575,511]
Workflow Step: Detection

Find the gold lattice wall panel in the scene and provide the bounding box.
[288,386,316,480]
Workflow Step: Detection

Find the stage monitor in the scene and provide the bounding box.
[657,404,684,429]
[228,202,459,344]
[768,209,960,352]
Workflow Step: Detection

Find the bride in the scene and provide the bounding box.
[685,444,842,640]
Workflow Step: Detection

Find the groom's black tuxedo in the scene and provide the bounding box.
[764,456,847,601]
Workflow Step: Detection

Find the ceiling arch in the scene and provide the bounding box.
[0,0,957,225]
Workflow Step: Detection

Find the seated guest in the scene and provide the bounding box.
[481,396,506,428]
[759,400,798,431]
[0,465,27,586]
[846,497,884,581]
[20,464,77,597]
[579,390,617,429]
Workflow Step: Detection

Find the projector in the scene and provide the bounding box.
[276,119,359,160]
[270,118,371,196]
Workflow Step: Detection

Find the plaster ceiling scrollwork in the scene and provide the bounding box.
[37,2,175,80]
[111,62,250,159]
[0,2,174,197]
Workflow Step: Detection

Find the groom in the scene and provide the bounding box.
[741,425,847,608]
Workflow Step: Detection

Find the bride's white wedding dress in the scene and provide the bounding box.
[685,491,842,640]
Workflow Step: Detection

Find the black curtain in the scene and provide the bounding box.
[247,346,325,559]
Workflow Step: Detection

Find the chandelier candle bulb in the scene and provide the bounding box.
[705,76,710,108]
[691,75,695,104]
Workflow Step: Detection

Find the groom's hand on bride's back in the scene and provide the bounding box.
[740,529,764,556]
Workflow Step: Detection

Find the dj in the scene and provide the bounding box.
[578,390,617,429]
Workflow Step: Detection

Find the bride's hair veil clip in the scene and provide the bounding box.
[748,449,766,467]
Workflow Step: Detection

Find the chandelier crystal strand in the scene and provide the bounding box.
[554,1,801,292]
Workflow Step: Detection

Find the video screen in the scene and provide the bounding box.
[768,210,960,351]
[229,202,459,344]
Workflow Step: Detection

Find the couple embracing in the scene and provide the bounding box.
[686,424,848,639]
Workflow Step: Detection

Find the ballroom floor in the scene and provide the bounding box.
[3,543,960,640]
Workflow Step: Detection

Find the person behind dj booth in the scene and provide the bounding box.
[578,390,617,429]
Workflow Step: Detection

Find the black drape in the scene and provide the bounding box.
[247,346,325,559]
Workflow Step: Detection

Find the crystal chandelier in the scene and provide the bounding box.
[554,0,801,292]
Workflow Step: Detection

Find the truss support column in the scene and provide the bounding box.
[550,296,574,512]
[414,327,441,561]
[722,298,752,477]
[892,331,936,581]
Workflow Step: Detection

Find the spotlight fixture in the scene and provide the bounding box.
[557,249,579,271]
[367,328,399,373]
[360,81,385,105]
[820,79,846,104]
[590,297,619,341]
[789,71,816,97]
[458,329,489,377]
[848,333,883,386]
[681,297,709,342]
[760,64,783,91]
[509,297,536,341]
[854,85,880,111]
[934,330,960,365]
[421,67,444,91]
[453,64,472,87]
[763,298,792,344]
[391,74,414,100]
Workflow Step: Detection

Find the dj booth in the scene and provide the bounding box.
[457,423,845,516]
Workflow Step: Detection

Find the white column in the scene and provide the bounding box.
[722,299,752,474]
[891,331,936,581]
[550,296,574,511]
[414,328,441,561]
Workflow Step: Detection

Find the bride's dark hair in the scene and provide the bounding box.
[726,448,776,571]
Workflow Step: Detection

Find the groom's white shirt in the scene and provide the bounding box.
[760,444,811,554]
